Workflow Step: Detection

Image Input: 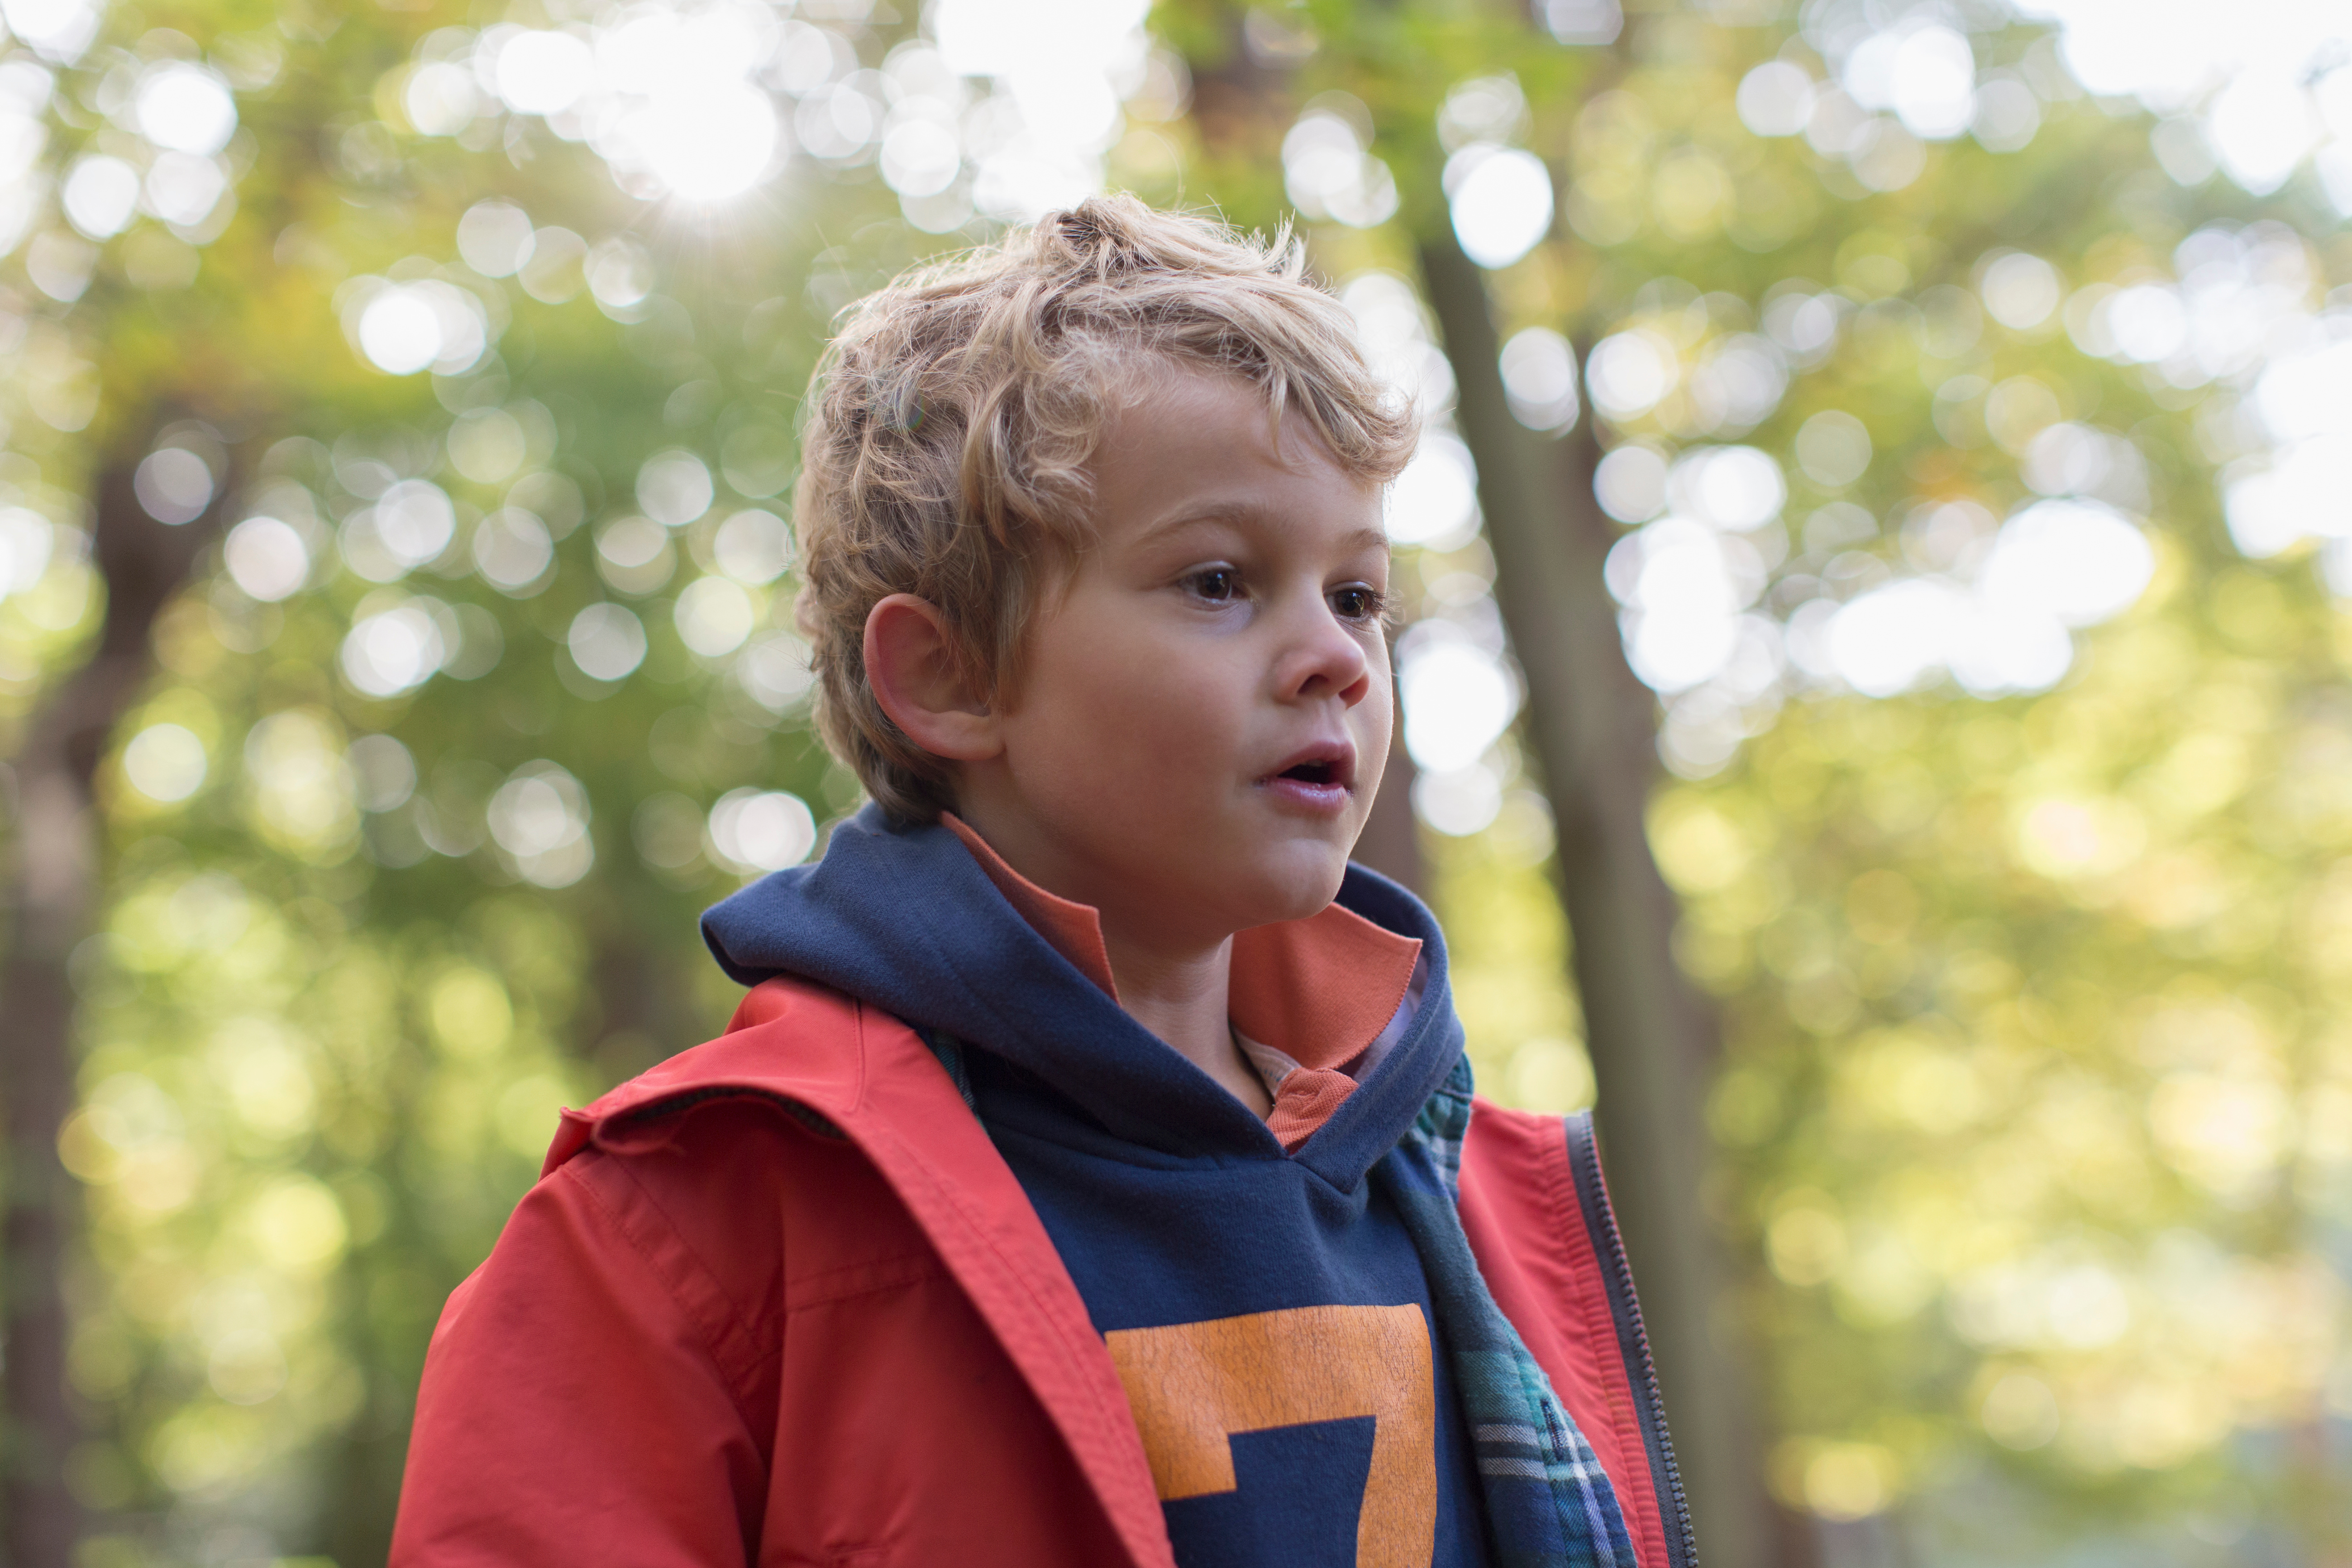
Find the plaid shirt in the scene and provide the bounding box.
[1379,1053,1639,1568]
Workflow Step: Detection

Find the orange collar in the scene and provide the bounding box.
[942,814,1423,1072]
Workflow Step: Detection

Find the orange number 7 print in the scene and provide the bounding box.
[1104,1304,1436,1568]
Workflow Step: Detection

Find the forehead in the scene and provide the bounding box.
[1089,363,1381,539]
[1100,359,1306,445]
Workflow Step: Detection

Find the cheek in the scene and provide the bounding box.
[1363,652,1397,738]
[1010,618,1243,797]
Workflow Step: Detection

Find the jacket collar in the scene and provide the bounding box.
[940,812,1423,1073]
[700,805,1460,1187]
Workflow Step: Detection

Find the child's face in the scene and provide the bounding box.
[981,365,1394,948]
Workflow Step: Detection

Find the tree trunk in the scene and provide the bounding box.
[1416,234,1780,1568]
[5,440,226,1568]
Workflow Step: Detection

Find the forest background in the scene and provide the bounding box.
[2,0,2350,1563]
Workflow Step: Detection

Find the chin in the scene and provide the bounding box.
[1234,840,1352,928]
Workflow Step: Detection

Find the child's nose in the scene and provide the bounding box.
[1278,602,1374,706]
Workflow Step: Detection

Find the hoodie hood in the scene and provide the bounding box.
[701,803,1465,1191]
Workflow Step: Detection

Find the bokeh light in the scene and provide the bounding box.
[346,735,416,813]
[122,723,206,803]
[348,278,490,377]
[707,787,817,873]
[1585,329,1679,420]
[371,481,457,571]
[133,446,214,525]
[144,152,227,229]
[567,602,649,683]
[1446,144,1554,269]
[1846,22,1976,141]
[1594,444,1670,523]
[596,516,675,595]
[2018,0,2352,199]
[0,506,56,596]
[1399,625,1519,772]
[1809,498,2152,700]
[629,80,778,201]
[493,30,592,116]
[0,0,99,60]
[1283,101,1399,229]
[446,409,527,486]
[1499,327,1579,433]
[713,509,793,583]
[1979,252,2063,329]
[487,762,594,888]
[636,449,713,528]
[472,510,554,596]
[1980,500,2156,627]
[1671,446,1786,531]
[934,0,1147,222]
[455,200,534,279]
[224,517,310,602]
[1606,517,1758,692]
[1737,61,1816,138]
[674,577,755,657]
[1386,433,1479,548]
[737,630,815,714]
[341,602,447,699]
[1344,271,1459,420]
[1794,411,1872,489]
[61,153,137,238]
[1414,760,1505,837]
[2228,329,2352,558]
[134,62,237,155]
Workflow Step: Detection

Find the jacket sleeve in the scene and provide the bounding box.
[389,1150,768,1568]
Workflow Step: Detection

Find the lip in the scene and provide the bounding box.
[1256,739,1358,816]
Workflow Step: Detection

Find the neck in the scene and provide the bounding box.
[949,794,1274,1116]
[1093,925,1269,1116]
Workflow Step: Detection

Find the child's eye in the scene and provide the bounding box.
[1331,584,1386,622]
[1185,567,1240,603]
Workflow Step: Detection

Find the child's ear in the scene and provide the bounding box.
[864,594,1002,762]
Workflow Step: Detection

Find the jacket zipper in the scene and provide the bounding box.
[1563,1111,1699,1568]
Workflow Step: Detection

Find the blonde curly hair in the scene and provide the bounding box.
[792,195,1417,823]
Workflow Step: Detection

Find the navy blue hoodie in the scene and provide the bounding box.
[703,806,1491,1568]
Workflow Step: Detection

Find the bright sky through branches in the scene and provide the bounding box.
[421,0,1156,224]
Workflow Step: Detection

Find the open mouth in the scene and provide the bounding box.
[1262,743,1355,802]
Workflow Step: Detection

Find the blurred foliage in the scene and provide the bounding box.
[2,0,2349,1562]
[1666,588,2352,1550]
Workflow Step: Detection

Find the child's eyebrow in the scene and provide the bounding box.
[1132,504,1255,545]
[1132,508,1390,558]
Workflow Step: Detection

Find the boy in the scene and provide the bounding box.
[391,198,1690,1568]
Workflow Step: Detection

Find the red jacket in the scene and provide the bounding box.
[391,976,1692,1568]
